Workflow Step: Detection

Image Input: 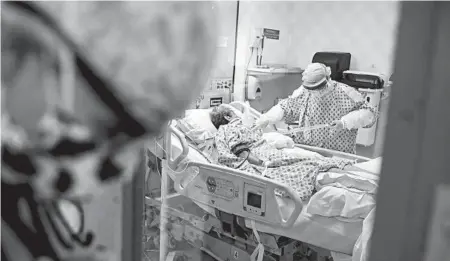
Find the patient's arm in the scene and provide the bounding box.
[216,121,266,168]
[215,129,249,169]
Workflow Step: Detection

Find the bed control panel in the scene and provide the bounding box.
[243,183,266,216]
[175,163,300,227]
[206,176,236,199]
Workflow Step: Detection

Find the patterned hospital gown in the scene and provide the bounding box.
[279,81,378,154]
[214,118,352,201]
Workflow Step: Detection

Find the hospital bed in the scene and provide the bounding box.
[144,101,381,261]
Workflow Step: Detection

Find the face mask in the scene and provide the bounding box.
[303,81,329,91]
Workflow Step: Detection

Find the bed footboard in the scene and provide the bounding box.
[171,161,303,228]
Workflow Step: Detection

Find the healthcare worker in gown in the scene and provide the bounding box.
[254,63,378,154]
[1,1,216,261]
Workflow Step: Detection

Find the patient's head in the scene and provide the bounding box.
[210,105,237,129]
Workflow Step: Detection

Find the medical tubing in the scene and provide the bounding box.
[286,121,342,148]
[260,36,264,65]
[288,123,331,134]
[235,148,251,169]
[244,46,256,99]
[246,48,255,71]
[230,0,240,95]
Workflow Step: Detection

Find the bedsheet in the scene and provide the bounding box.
[352,207,376,261]
[214,119,354,201]
[243,158,381,256]
[308,167,378,220]
[151,132,382,258]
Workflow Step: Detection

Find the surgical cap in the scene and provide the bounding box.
[302,63,331,88]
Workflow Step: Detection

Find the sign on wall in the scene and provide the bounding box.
[210,97,223,107]
[263,28,280,40]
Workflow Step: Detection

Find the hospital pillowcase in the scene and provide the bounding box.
[176,118,213,143]
[175,116,216,161]
[184,108,218,134]
[175,106,244,162]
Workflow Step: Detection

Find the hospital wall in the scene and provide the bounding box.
[187,1,238,109]
[232,1,400,101]
[206,1,238,81]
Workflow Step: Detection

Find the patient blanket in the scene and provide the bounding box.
[214,118,353,201]
[308,165,380,261]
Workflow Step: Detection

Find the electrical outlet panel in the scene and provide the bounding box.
[211,78,232,90]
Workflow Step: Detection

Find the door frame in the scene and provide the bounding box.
[121,148,145,261]
[369,2,450,261]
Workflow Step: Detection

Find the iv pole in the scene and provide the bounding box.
[159,127,172,261]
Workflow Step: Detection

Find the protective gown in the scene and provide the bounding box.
[264,81,378,154]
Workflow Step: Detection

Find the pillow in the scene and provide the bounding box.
[176,117,214,145]
[176,109,216,161]
[184,105,244,134]
[176,118,216,161]
[177,105,244,161]
[184,108,217,134]
[219,104,244,119]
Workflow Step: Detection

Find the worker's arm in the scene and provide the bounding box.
[255,87,304,129]
[340,85,379,130]
[278,88,305,124]
[290,86,303,98]
[260,104,284,124]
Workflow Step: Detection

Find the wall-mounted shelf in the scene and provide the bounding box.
[247,67,303,81]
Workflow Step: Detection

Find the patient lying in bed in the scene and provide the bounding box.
[209,105,378,261]
[210,105,357,201]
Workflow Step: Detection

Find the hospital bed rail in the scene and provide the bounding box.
[148,113,376,260]
[162,124,370,229]
[165,125,303,228]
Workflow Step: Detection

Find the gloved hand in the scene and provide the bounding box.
[330,120,345,130]
[253,115,270,130]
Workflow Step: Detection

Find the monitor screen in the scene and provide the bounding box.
[247,192,262,209]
